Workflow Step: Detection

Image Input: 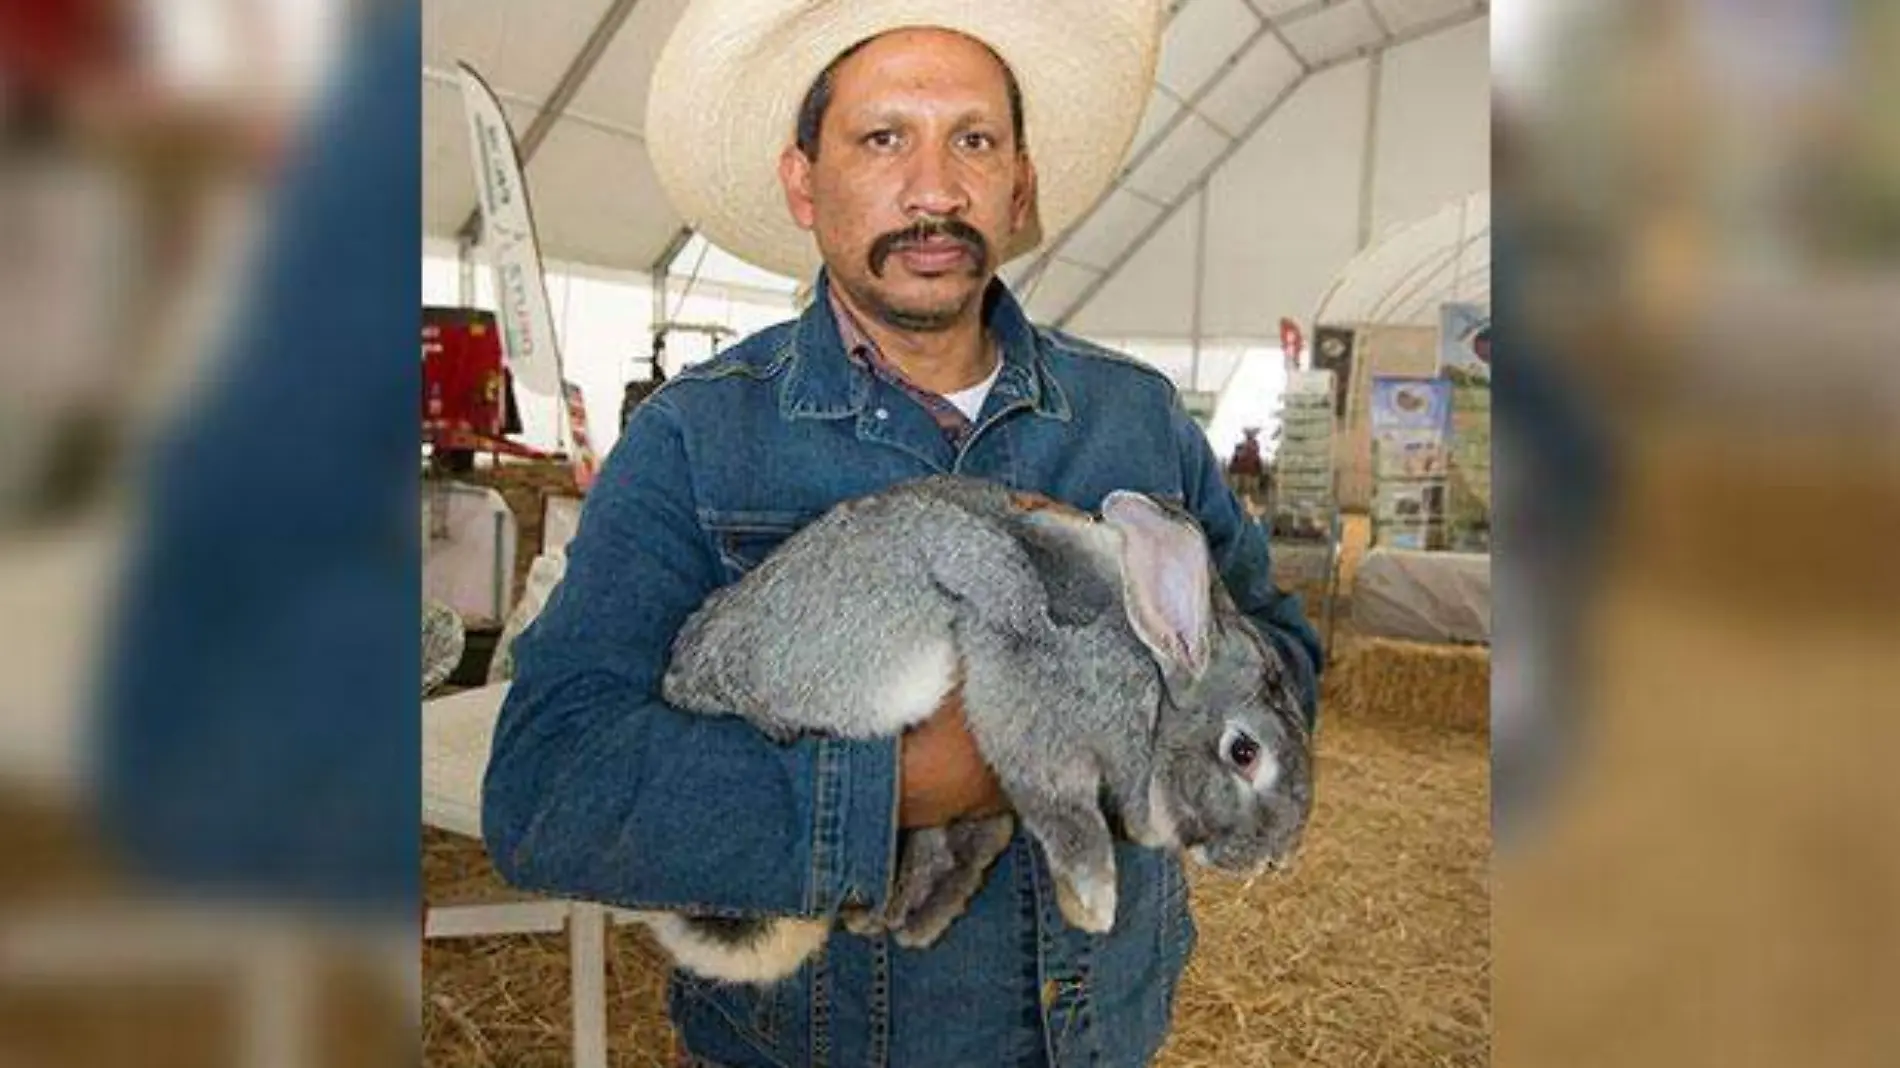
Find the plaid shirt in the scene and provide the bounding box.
[828,288,988,450]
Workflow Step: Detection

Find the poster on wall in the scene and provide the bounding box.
[1369,376,1453,550]
[1440,303,1492,551]
[1373,431,1450,479]
[1312,326,1355,418]
[1439,303,1491,385]
[1370,376,1452,436]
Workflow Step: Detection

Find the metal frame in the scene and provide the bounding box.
[649,227,696,349]
[423,898,641,1068]
[452,0,650,244]
[1355,50,1385,252]
[1309,189,1491,327]
[1377,230,1491,323]
[1013,2,1489,331]
[435,0,1487,344]
[424,65,648,144]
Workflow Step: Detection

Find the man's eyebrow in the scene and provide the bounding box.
[847,106,910,127]
[949,107,1005,128]
[842,102,1006,128]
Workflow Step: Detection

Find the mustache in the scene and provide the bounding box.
[869,217,989,276]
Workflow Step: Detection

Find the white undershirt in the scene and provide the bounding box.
[941,356,1004,421]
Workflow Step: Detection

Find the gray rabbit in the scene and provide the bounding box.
[642,474,1312,984]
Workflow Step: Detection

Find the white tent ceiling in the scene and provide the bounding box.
[1314,189,1490,327]
[422,0,1489,338]
[422,0,694,272]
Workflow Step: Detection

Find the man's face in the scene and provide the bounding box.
[779,28,1037,333]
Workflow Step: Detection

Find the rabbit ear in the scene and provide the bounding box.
[1101,491,1213,691]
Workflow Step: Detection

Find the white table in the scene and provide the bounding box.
[424,682,646,1068]
[1350,548,1492,644]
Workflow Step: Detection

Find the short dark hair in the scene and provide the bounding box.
[793,34,1027,161]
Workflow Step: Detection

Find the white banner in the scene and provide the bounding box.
[456,62,563,400]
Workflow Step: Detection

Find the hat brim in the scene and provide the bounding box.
[646,1,1163,281]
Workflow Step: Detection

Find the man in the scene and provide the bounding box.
[621,356,666,431]
[482,3,1321,1065]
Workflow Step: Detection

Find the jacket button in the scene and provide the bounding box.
[874,408,889,420]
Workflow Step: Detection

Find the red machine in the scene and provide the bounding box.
[422,305,549,467]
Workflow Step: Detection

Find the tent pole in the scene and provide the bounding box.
[1191,191,1207,392]
[1356,52,1385,253]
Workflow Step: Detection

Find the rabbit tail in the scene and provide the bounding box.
[639,913,830,985]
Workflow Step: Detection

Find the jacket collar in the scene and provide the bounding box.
[778,269,1071,423]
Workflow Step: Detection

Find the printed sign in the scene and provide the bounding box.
[1311,326,1355,418]
[1439,303,1490,384]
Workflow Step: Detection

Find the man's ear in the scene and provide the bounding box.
[780,144,816,231]
[1011,153,1039,235]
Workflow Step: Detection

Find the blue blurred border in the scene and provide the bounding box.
[94,2,421,915]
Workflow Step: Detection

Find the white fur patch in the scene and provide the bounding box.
[1248,748,1282,795]
[1063,872,1117,933]
[640,913,830,985]
[1231,755,1278,815]
[1135,778,1181,849]
[874,638,958,733]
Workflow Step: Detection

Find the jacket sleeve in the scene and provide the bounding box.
[479,395,900,917]
[1172,402,1324,728]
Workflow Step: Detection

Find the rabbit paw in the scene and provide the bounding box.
[890,814,1016,949]
[838,828,960,940]
[891,898,962,949]
[1054,870,1117,934]
[886,828,959,924]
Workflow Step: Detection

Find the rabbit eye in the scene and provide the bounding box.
[1222,728,1260,770]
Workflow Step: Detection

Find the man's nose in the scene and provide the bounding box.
[902,142,969,218]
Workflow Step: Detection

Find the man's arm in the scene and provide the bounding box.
[1171,402,1324,727]
[480,397,902,917]
[899,688,1008,828]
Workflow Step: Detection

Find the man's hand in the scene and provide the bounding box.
[898,685,1008,829]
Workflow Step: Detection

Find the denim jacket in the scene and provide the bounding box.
[481,273,1322,1068]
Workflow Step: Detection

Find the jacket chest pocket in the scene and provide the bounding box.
[700,510,813,583]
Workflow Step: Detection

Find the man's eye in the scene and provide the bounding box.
[960,132,996,150]
[864,130,899,149]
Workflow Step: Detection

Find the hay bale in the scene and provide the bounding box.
[422,827,681,1066]
[1337,512,1371,587]
[1327,636,1489,733]
[1157,714,1489,1067]
[1270,540,1336,628]
[424,708,1493,1067]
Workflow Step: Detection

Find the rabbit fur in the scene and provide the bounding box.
[644,474,1313,984]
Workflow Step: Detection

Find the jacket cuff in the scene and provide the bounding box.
[809,735,901,915]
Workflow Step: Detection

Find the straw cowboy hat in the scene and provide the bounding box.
[645,0,1166,282]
